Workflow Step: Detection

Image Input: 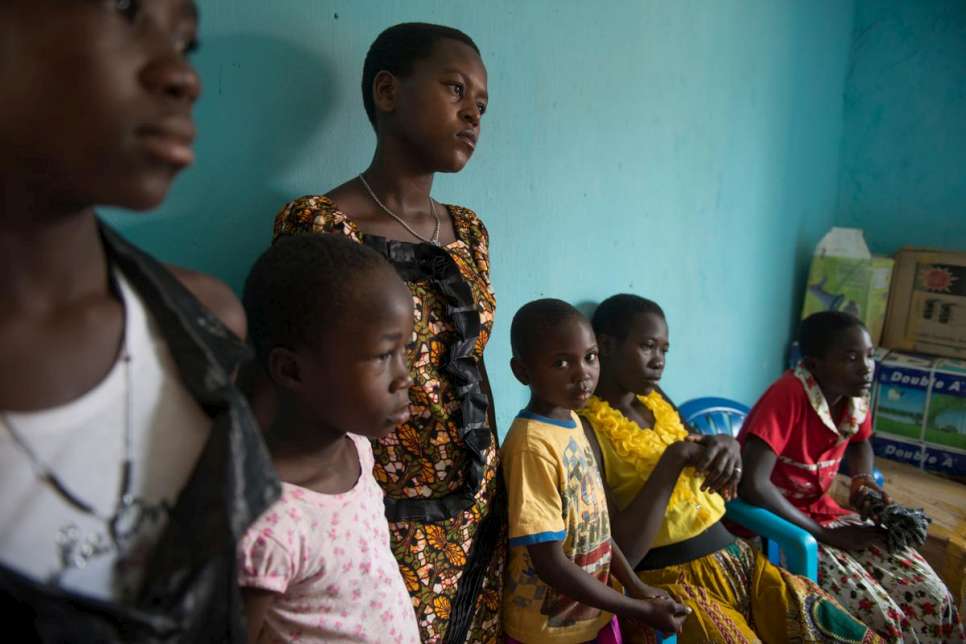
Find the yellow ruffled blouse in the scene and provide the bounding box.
[579,391,725,547]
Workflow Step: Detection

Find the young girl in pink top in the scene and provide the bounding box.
[237,234,420,643]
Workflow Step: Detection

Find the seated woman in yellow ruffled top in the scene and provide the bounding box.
[578,294,885,644]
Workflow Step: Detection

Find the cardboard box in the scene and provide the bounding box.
[871,350,966,480]
[801,228,894,344]
[882,248,966,359]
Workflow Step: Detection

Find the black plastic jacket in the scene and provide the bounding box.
[0,222,281,643]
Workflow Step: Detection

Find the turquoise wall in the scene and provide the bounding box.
[106,0,856,435]
[836,0,966,255]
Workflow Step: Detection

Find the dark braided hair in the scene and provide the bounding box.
[592,294,665,341]
[243,234,392,368]
[362,22,479,129]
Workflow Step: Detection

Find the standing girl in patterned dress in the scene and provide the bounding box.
[271,23,504,643]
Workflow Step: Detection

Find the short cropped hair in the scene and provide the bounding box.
[243,234,390,367]
[510,298,583,361]
[799,311,867,359]
[362,22,479,128]
[591,294,665,341]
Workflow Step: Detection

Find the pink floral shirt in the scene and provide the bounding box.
[238,434,420,643]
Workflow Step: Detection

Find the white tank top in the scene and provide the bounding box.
[0,271,210,601]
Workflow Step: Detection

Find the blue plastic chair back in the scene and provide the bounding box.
[678,397,749,437]
[678,396,820,581]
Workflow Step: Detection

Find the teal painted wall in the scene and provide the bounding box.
[106,0,856,435]
[836,0,966,255]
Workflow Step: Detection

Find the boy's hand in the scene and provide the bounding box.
[624,596,691,634]
[819,524,888,551]
[626,579,672,602]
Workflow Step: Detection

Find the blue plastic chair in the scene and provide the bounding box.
[679,396,749,438]
[677,397,819,581]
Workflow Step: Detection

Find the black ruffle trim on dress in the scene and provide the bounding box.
[363,236,493,524]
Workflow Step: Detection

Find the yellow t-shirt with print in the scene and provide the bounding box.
[501,410,613,644]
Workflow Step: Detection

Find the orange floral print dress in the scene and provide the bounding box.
[274,196,505,644]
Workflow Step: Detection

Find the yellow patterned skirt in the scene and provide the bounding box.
[623,540,884,644]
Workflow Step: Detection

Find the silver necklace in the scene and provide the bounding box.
[358,173,441,246]
[1,335,140,573]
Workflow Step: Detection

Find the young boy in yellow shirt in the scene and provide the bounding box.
[501,299,690,643]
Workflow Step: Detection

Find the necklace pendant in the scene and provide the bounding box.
[109,498,145,546]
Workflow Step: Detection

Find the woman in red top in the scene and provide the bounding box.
[738,311,962,643]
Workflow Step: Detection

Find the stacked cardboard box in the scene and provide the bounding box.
[872,248,966,479]
[800,228,893,344]
[883,249,966,360]
[870,351,966,480]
